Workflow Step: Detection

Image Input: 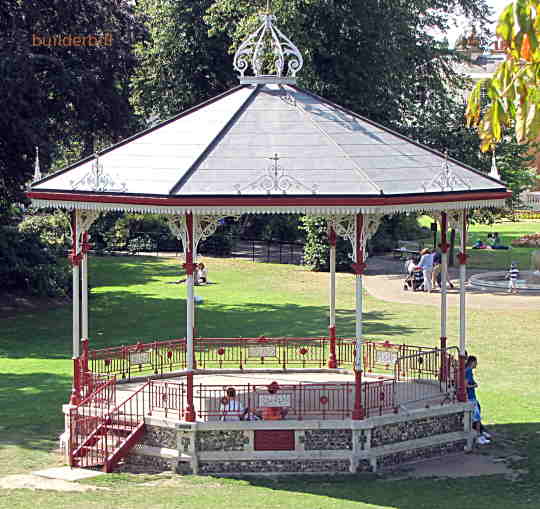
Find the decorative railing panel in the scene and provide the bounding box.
[89,337,356,380]
[147,379,395,421]
[394,347,459,407]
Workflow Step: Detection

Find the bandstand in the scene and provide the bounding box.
[27,13,510,475]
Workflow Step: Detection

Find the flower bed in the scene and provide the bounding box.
[511,233,540,247]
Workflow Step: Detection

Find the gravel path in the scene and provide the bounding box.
[364,256,540,310]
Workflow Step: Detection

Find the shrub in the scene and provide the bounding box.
[18,210,70,254]
[0,225,71,296]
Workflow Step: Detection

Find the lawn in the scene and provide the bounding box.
[1,255,540,508]
[418,217,540,270]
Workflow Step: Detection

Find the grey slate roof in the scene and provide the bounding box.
[32,83,505,198]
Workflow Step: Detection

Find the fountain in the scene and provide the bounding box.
[469,250,540,292]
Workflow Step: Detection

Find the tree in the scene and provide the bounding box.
[466,0,540,150]
[131,0,236,120]
[205,0,492,129]
[0,0,147,215]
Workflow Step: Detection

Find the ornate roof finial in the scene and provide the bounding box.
[33,146,41,182]
[489,149,501,180]
[233,9,303,84]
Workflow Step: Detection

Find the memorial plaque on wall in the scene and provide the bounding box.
[254,430,295,451]
[248,344,276,358]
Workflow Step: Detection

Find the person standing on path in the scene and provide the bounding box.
[432,249,455,290]
[506,262,519,294]
[418,248,434,292]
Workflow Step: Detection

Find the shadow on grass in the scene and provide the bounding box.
[90,255,184,288]
[0,372,72,444]
[234,421,540,509]
[2,292,421,359]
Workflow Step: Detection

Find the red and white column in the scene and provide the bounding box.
[184,212,196,421]
[328,225,338,368]
[69,211,82,404]
[70,211,81,358]
[81,232,90,344]
[439,212,449,379]
[457,211,468,402]
[352,214,366,420]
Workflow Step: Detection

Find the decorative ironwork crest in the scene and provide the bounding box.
[233,13,303,82]
[234,153,317,195]
[71,154,128,193]
[422,152,471,192]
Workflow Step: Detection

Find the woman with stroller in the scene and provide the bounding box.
[403,256,424,291]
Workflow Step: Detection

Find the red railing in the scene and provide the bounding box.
[69,378,117,469]
[146,379,396,421]
[363,379,397,416]
[69,378,148,472]
[363,340,437,376]
[88,337,356,380]
[394,347,459,407]
[148,380,186,420]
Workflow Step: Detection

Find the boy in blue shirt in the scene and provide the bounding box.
[465,356,491,445]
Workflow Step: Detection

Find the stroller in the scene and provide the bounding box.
[403,258,424,292]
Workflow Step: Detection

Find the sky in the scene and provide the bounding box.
[445,0,510,47]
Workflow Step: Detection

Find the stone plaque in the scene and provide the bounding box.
[248,344,276,358]
[254,430,295,451]
[258,393,291,407]
[129,351,151,365]
[375,349,398,365]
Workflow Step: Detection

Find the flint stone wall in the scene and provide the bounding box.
[199,459,350,474]
[140,425,177,449]
[196,430,249,451]
[302,429,352,450]
[377,439,467,469]
[371,412,464,447]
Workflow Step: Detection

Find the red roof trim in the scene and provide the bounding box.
[27,191,511,207]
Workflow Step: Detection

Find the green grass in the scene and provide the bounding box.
[1,255,540,508]
[418,217,540,270]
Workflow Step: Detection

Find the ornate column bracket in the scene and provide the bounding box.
[329,214,383,264]
[66,210,100,265]
[432,211,450,252]
[167,214,239,261]
[447,210,468,263]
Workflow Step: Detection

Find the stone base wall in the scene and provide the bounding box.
[117,452,175,474]
[377,440,467,470]
[118,403,473,476]
[199,459,350,474]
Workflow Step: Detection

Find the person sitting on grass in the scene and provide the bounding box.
[488,232,510,250]
[472,239,487,249]
[196,262,208,285]
[465,356,491,445]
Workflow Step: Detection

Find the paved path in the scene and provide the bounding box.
[364,256,540,310]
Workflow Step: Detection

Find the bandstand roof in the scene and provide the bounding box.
[27,16,510,217]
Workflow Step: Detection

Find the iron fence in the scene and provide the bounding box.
[394,346,459,408]
[88,337,356,380]
[146,378,396,421]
